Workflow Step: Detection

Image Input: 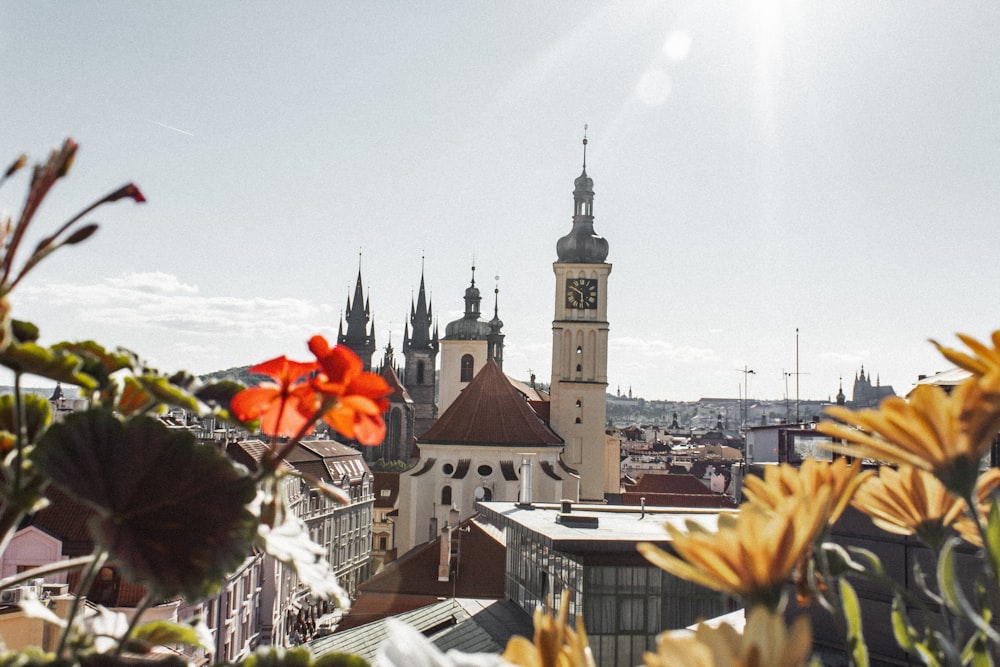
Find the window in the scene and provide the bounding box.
[442,462,455,475]
[477,464,493,477]
[417,360,425,384]
[441,485,452,505]
[461,354,474,382]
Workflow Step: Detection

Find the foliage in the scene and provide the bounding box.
[368,459,409,473]
[0,141,390,666]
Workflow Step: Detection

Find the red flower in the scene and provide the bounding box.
[231,356,319,437]
[308,335,391,446]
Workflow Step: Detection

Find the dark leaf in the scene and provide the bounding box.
[10,319,39,344]
[34,411,257,600]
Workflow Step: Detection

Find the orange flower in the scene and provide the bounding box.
[230,356,319,437]
[308,335,390,446]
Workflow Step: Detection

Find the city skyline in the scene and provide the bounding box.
[2,3,998,402]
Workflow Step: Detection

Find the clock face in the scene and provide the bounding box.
[565,278,598,309]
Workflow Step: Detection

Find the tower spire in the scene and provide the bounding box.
[582,123,588,170]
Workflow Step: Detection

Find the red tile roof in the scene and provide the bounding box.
[335,518,505,632]
[418,360,562,447]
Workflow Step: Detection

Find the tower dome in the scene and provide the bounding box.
[556,133,608,264]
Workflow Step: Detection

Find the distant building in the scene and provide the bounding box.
[850,365,895,407]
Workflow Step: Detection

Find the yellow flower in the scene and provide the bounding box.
[644,607,814,667]
[818,381,996,498]
[639,492,829,610]
[852,465,967,549]
[502,589,596,667]
[932,330,1000,389]
[742,457,872,530]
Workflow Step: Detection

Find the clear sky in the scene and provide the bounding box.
[2,2,998,402]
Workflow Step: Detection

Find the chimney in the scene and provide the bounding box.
[438,522,452,582]
[517,455,534,508]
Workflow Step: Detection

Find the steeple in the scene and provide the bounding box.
[556,127,609,264]
[338,259,376,371]
[487,276,504,368]
[404,260,437,352]
[402,262,440,443]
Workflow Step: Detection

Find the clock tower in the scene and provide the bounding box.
[550,134,615,502]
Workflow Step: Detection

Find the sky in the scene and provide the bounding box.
[1,2,998,403]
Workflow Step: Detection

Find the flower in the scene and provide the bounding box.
[230,355,319,437]
[639,492,830,610]
[818,381,997,498]
[932,330,1000,389]
[851,465,968,549]
[308,335,390,445]
[502,589,595,667]
[644,607,814,667]
[742,458,871,531]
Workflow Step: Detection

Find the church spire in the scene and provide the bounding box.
[338,258,376,370]
[405,259,436,352]
[487,275,504,368]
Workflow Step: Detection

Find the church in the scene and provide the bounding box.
[336,137,618,554]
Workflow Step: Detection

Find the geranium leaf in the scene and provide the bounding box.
[0,392,51,443]
[10,319,39,343]
[132,373,203,414]
[132,619,209,650]
[0,340,98,390]
[34,410,258,600]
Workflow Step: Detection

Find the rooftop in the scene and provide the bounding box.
[476,501,730,555]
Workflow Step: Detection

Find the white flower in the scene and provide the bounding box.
[374,618,512,667]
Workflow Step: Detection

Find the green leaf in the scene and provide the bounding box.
[0,341,98,390]
[961,633,996,667]
[937,537,1000,643]
[51,341,135,393]
[10,319,39,344]
[985,499,1000,587]
[890,595,917,653]
[0,392,51,443]
[839,577,869,667]
[233,647,369,667]
[132,619,209,650]
[131,373,202,413]
[33,410,258,600]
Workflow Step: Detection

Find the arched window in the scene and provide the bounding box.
[441,485,452,506]
[460,354,474,382]
[417,360,425,384]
